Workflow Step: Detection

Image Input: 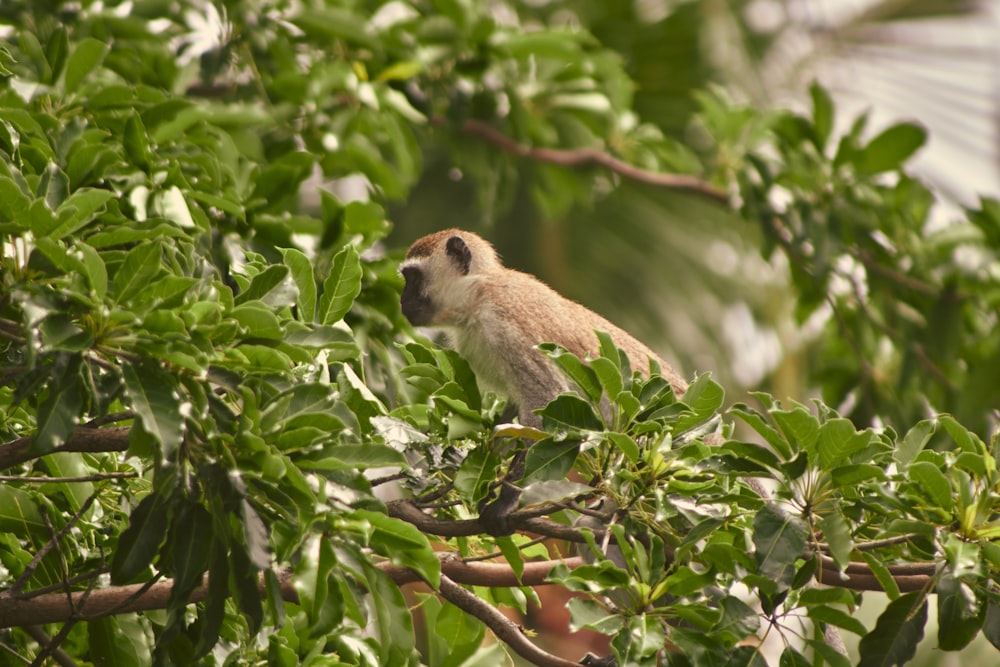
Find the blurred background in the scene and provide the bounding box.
[390,0,1000,418]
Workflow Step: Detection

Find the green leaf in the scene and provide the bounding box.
[302,444,405,470]
[0,175,33,226]
[908,461,953,513]
[807,605,868,636]
[0,484,46,535]
[521,437,580,485]
[235,265,290,305]
[857,591,927,667]
[779,647,812,667]
[539,342,602,402]
[123,112,151,169]
[454,446,501,503]
[537,394,604,433]
[772,407,820,459]
[940,414,986,454]
[433,596,487,667]
[493,536,525,583]
[281,247,317,322]
[818,509,853,571]
[111,491,170,584]
[520,480,592,507]
[860,551,900,599]
[829,464,886,487]
[168,503,213,598]
[817,418,873,468]
[589,356,623,400]
[77,241,107,299]
[88,617,150,666]
[896,419,936,468]
[752,503,808,590]
[606,432,639,463]
[984,604,1000,651]
[355,509,440,588]
[673,374,724,433]
[857,122,927,175]
[31,355,84,456]
[809,81,834,152]
[714,596,759,645]
[51,187,115,239]
[937,574,985,650]
[113,242,162,305]
[122,361,185,460]
[319,244,362,324]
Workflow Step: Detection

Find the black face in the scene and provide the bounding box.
[400,265,435,326]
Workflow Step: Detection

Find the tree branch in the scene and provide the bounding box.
[437,574,581,667]
[0,570,298,629]
[0,426,130,471]
[379,554,585,587]
[458,119,730,204]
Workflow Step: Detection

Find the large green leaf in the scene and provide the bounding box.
[318,244,362,325]
[122,361,185,460]
[354,509,441,588]
[858,592,928,667]
[111,491,171,584]
[751,503,807,591]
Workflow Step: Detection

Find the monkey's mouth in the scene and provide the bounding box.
[401,296,434,326]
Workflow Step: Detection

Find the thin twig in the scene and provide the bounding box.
[368,471,407,487]
[461,535,551,563]
[815,533,923,554]
[0,472,137,483]
[458,119,730,204]
[437,574,581,667]
[7,494,98,599]
[17,567,110,600]
[22,626,77,667]
[84,411,133,428]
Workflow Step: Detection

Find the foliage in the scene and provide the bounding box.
[0,1,998,667]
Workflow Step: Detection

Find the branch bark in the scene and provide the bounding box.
[0,570,297,629]
[0,426,130,471]
[379,554,585,587]
[438,574,581,667]
[458,119,730,204]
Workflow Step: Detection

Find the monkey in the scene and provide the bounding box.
[399,228,687,428]
[399,229,688,539]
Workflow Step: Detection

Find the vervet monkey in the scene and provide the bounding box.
[399,228,687,427]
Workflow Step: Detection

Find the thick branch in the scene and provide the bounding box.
[380,555,585,587]
[818,563,930,593]
[459,119,729,204]
[387,499,600,543]
[0,570,297,629]
[437,574,580,667]
[0,427,129,471]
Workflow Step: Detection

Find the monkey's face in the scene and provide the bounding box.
[400,230,496,327]
[400,264,436,326]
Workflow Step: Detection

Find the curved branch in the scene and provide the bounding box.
[380,555,585,587]
[387,499,602,543]
[458,119,730,204]
[0,426,130,471]
[0,570,297,629]
[437,574,581,667]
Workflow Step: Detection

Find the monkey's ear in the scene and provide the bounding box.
[445,235,473,275]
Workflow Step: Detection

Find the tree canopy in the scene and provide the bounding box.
[1,1,999,666]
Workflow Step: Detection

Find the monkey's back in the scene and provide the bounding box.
[449,268,686,419]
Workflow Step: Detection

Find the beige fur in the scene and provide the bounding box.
[400,229,687,425]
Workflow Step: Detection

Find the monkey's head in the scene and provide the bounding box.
[399,229,501,327]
